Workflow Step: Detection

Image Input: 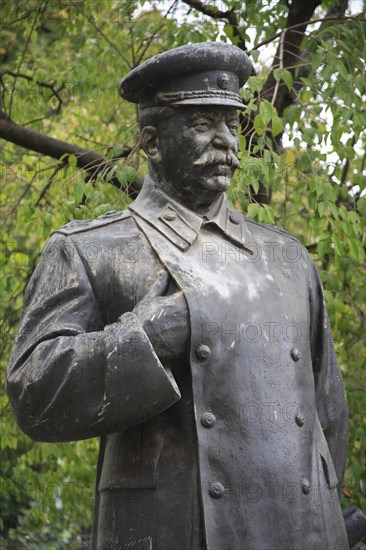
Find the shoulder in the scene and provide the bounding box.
[243,215,302,245]
[242,214,313,270]
[52,209,133,236]
[44,209,140,261]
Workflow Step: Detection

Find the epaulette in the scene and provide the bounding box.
[52,209,132,236]
[244,216,302,244]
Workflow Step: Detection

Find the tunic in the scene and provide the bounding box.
[7,176,349,549]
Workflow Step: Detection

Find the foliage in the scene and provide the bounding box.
[0,0,365,546]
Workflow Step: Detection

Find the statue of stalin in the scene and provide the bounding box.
[6,42,350,550]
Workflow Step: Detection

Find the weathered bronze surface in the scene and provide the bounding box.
[7,42,356,549]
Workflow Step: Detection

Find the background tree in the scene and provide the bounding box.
[0,0,365,547]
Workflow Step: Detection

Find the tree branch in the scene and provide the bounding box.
[291,4,352,105]
[1,70,64,114]
[237,0,323,205]
[35,162,67,206]
[261,0,322,114]
[0,113,141,196]
[249,14,360,52]
[263,6,358,116]
[183,0,230,19]
[271,28,286,107]
[0,113,105,171]
[182,0,247,50]
[70,1,132,68]
[136,0,179,65]
[340,136,356,186]
[8,1,45,117]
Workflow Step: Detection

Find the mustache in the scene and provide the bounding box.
[193,151,240,169]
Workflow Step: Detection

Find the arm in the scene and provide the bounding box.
[6,233,180,443]
[309,259,348,496]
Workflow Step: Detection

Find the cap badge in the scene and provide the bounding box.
[218,72,230,89]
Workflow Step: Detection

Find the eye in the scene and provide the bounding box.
[193,117,212,131]
[227,121,239,134]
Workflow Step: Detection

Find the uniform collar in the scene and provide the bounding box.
[129,175,252,253]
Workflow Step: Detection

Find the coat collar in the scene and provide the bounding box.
[129,175,253,253]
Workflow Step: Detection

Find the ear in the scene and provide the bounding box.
[140,126,162,163]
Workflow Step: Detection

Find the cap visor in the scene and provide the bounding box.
[166,97,245,110]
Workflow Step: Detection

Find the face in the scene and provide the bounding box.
[149,105,240,203]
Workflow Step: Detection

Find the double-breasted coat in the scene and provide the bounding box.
[7,176,349,549]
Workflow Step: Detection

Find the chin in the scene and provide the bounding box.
[201,175,231,192]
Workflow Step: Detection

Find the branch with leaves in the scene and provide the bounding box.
[0,112,141,196]
[0,70,65,115]
[182,0,247,49]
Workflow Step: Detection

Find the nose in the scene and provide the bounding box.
[212,121,237,151]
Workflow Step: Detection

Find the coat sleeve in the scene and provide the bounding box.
[308,258,348,497]
[6,233,181,443]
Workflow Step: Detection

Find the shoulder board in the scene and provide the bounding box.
[52,209,132,236]
[244,216,301,244]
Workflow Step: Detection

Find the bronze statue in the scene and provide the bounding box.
[7,42,354,549]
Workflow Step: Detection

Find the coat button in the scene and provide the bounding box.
[201,412,216,428]
[295,413,305,427]
[302,479,311,494]
[196,344,211,361]
[229,212,240,225]
[291,348,301,362]
[163,210,176,221]
[209,482,225,499]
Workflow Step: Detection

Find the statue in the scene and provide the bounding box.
[7,42,355,549]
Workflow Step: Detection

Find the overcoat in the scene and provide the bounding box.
[7,177,349,550]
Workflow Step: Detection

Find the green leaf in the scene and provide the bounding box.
[308,191,317,210]
[117,168,128,185]
[263,204,275,224]
[74,178,86,204]
[273,68,293,91]
[68,154,77,169]
[336,60,348,81]
[73,207,83,220]
[94,203,112,217]
[317,239,329,259]
[301,90,312,103]
[247,203,259,219]
[43,213,53,239]
[263,149,271,163]
[348,238,363,262]
[260,100,273,126]
[223,24,234,41]
[271,116,283,137]
[247,76,263,94]
[105,165,116,182]
[317,202,328,217]
[254,114,265,136]
[251,178,260,195]
[299,76,312,87]
[357,198,366,216]
[258,205,265,223]
[108,144,125,158]
[125,166,136,183]
[328,203,339,219]
[84,182,94,198]
[281,149,296,166]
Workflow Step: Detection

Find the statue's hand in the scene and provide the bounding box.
[133,291,190,362]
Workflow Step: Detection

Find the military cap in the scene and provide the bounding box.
[119,41,252,110]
